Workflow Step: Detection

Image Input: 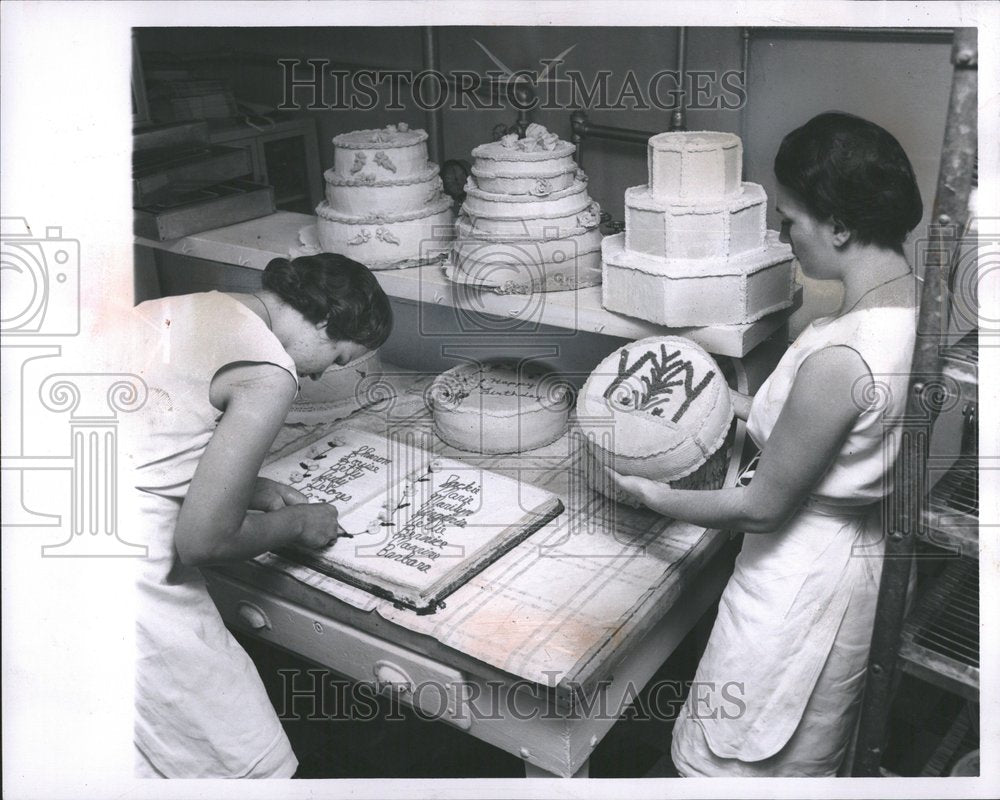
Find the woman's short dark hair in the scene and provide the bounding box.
[774,112,923,252]
[262,253,393,348]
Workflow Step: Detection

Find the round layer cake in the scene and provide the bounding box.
[287,348,386,423]
[470,123,578,196]
[430,361,572,454]
[576,336,734,502]
[331,124,430,180]
[317,122,455,269]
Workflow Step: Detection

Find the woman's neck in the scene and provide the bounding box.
[228,290,280,331]
[837,246,913,316]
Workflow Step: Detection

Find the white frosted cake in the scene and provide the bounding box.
[259,427,563,612]
[447,124,603,293]
[602,131,795,326]
[316,123,455,269]
[430,361,571,454]
[287,348,386,423]
[576,336,734,503]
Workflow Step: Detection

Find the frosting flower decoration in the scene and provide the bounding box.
[500,133,519,149]
[540,132,560,151]
[524,122,548,140]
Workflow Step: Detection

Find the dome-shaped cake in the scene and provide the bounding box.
[287,348,385,423]
[576,336,734,501]
[430,360,571,454]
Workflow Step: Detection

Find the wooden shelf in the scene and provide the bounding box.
[135,211,801,358]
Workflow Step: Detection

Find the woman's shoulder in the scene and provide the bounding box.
[805,306,916,374]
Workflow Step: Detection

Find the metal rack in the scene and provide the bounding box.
[851,27,979,777]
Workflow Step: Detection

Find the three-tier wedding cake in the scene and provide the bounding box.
[601,131,795,326]
[316,123,454,269]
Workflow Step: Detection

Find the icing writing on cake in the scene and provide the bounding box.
[477,375,541,400]
[603,344,715,423]
[375,474,481,573]
[291,443,390,504]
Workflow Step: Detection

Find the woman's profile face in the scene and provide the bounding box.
[774,184,836,280]
[288,324,370,380]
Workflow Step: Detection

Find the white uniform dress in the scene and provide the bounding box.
[129,292,299,778]
[671,307,916,776]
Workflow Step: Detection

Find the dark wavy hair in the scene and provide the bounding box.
[262,253,392,349]
[774,112,923,252]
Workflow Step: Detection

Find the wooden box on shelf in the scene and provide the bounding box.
[207,114,322,214]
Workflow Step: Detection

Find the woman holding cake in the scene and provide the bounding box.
[607,113,922,776]
[128,253,392,778]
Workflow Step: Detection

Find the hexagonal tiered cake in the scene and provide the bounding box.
[602,131,795,327]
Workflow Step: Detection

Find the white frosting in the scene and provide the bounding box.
[470,124,579,196]
[450,125,603,294]
[318,122,455,269]
[647,130,742,200]
[601,230,796,326]
[600,130,794,326]
[259,427,561,607]
[624,182,767,260]
[431,362,571,454]
[576,335,734,483]
[470,163,579,196]
[323,167,445,215]
[460,180,600,239]
[332,126,430,180]
[316,196,453,269]
[450,227,603,293]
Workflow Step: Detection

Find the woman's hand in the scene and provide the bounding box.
[250,477,308,511]
[283,502,347,549]
[603,467,672,511]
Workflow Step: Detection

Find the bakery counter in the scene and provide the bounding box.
[135,210,800,359]
[204,369,746,777]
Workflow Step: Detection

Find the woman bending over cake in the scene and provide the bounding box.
[127,253,392,777]
[607,112,922,776]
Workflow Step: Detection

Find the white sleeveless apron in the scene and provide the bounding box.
[671,308,916,776]
[128,292,299,778]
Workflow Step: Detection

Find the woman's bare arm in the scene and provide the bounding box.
[607,345,871,532]
[174,362,343,566]
[730,388,754,421]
